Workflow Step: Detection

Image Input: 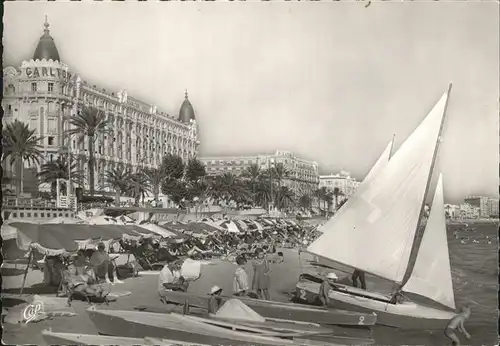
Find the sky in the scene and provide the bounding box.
[3,2,499,203]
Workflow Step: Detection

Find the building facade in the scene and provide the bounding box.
[200,149,319,196]
[464,196,498,218]
[458,203,480,219]
[2,18,200,194]
[319,170,360,199]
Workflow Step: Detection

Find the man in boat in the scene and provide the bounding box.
[318,272,341,307]
[444,306,471,345]
[158,259,185,303]
[208,285,223,314]
[91,242,123,285]
[351,269,366,290]
[233,256,250,296]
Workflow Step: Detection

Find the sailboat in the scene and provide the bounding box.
[296,85,457,329]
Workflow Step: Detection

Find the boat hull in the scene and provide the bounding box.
[86,308,342,346]
[296,281,455,330]
[160,290,376,327]
[41,330,205,346]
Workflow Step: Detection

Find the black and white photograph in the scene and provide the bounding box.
[1,1,498,346]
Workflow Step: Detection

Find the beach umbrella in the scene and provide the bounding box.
[234,220,249,232]
[258,218,275,226]
[218,220,242,233]
[136,223,177,238]
[116,215,136,224]
[10,223,80,253]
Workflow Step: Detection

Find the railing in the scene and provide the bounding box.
[3,197,58,209]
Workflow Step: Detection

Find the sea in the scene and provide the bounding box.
[372,222,498,346]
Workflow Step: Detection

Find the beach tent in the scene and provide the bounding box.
[258,218,275,227]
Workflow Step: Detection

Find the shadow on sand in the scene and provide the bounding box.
[1,283,59,296]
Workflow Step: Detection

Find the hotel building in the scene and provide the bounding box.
[200,150,319,196]
[319,170,360,199]
[464,196,499,218]
[2,18,200,195]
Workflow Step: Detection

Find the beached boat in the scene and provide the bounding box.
[298,86,458,330]
[153,290,376,326]
[86,306,366,345]
[41,330,209,346]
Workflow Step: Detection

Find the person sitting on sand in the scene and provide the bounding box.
[268,251,284,264]
[445,306,471,345]
[74,250,90,276]
[91,242,123,285]
[158,260,184,302]
[318,272,340,307]
[208,285,224,314]
[233,256,250,296]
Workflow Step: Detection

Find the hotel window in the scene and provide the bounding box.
[31,82,37,92]
[47,118,57,133]
[48,82,54,93]
[48,136,55,146]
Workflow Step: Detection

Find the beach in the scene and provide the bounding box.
[2,223,498,346]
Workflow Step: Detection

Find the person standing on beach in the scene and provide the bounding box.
[444,306,471,345]
[318,272,340,307]
[233,256,250,296]
[351,269,366,290]
[208,285,224,314]
[251,248,271,300]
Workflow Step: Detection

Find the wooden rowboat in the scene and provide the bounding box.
[41,330,209,346]
[135,302,375,344]
[86,307,355,346]
[156,290,376,326]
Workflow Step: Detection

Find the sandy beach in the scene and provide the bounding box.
[2,248,334,345]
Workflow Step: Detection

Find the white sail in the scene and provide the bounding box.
[361,139,394,185]
[402,174,456,310]
[308,90,449,283]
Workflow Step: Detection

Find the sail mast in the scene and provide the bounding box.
[398,83,452,288]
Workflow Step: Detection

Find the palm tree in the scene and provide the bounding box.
[128,171,151,206]
[187,178,211,217]
[271,163,289,188]
[254,179,274,210]
[38,156,85,197]
[2,120,43,197]
[275,186,295,211]
[332,187,344,210]
[143,167,166,202]
[298,193,312,210]
[241,164,261,204]
[324,191,334,212]
[65,106,112,196]
[102,167,132,206]
[209,172,248,212]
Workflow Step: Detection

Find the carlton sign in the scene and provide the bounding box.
[25,67,72,81]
